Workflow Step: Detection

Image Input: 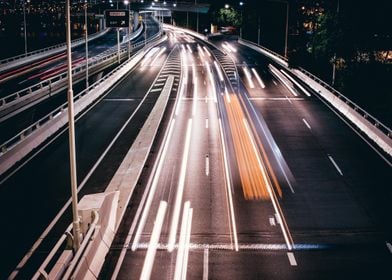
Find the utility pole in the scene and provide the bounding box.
[84,0,89,89]
[332,0,339,86]
[117,0,120,64]
[66,0,81,252]
[284,2,289,58]
[23,0,28,54]
[195,0,199,33]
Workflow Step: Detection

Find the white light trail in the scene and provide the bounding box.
[168,119,193,252]
[269,64,298,97]
[186,44,193,53]
[205,62,218,103]
[132,119,176,251]
[214,61,224,82]
[243,118,294,251]
[251,68,266,88]
[218,118,239,251]
[150,47,166,66]
[203,46,211,56]
[281,69,311,97]
[243,66,255,89]
[192,64,198,116]
[139,201,167,280]
[174,201,191,280]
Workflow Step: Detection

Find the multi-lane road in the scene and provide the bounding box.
[99,31,391,279]
[0,24,391,279]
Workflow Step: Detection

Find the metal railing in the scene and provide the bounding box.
[238,38,392,139]
[0,29,110,71]
[297,67,392,138]
[0,29,164,157]
[32,211,99,280]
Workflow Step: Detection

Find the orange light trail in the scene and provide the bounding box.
[224,94,282,200]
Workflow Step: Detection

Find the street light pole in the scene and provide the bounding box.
[23,0,28,54]
[284,1,289,58]
[84,1,89,89]
[117,0,121,64]
[239,2,244,39]
[257,16,261,45]
[195,0,199,33]
[66,0,81,252]
[124,0,130,59]
[332,0,339,86]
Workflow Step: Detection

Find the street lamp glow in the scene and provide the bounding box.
[225,4,229,8]
[124,0,129,4]
[239,1,244,6]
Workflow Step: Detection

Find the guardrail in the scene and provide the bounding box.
[238,38,392,141]
[297,67,392,138]
[0,29,164,159]
[32,211,99,280]
[0,24,151,121]
[0,29,110,73]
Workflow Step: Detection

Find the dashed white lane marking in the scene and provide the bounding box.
[273,80,278,86]
[150,88,162,93]
[205,118,209,129]
[269,217,276,226]
[302,118,312,130]
[285,95,293,104]
[287,252,298,266]
[203,248,209,280]
[205,155,210,176]
[386,242,392,254]
[328,154,343,176]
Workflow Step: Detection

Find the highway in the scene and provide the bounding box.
[0,18,164,279]
[0,15,159,151]
[100,33,392,279]
[0,24,391,279]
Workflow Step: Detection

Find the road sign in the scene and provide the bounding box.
[105,10,129,28]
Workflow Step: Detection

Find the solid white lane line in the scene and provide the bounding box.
[251,68,266,88]
[205,118,209,129]
[244,119,294,250]
[139,201,168,280]
[218,119,239,251]
[132,242,324,251]
[328,155,343,176]
[302,118,312,130]
[203,248,209,280]
[280,69,312,97]
[287,252,298,266]
[168,119,193,252]
[131,119,176,252]
[249,97,305,101]
[205,155,210,176]
[386,242,392,254]
[269,64,298,97]
[104,98,135,102]
[182,208,193,280]
[174,202,191,280]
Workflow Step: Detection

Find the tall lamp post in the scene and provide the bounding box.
[124,0,131,59]
[84,0,89,89]
[195,0,199,33]
[239,1,244,39]
[65,0,81,252]
[23,0,30,54]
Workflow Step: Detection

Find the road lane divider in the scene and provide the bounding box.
[287,252,298,266]
[302,118,312,130]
